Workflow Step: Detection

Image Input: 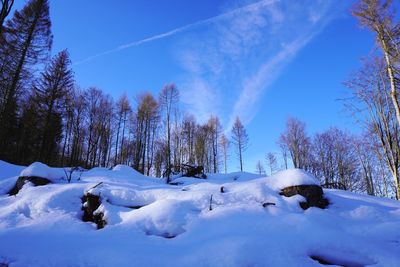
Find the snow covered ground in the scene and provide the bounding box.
[0,161,399,267]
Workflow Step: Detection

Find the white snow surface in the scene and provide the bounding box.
[19,162,66,182]
[0,160,24,180]
[0,163,399,267]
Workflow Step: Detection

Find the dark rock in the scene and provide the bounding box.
[262,202,276,208]
[81,193,107,229]
[310,255,334,265]
[144,230,177,239]
[8,176,52,195]
[280,185,329,210]
[181,164,207,179]
[105,199,145,210]
[169,181,184,186]
[310,254,374,267]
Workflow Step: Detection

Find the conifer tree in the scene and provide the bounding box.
[34,50,73,163]
[0,0,52,159]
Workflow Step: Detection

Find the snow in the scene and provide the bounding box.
[0,160,24,181]
[266,168,320,190]
[0,162,399,267]
[19,162,65,182]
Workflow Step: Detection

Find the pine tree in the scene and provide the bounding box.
[34,50,73,164]
[0,0,52,160]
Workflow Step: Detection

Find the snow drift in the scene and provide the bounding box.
[0,162,399,267]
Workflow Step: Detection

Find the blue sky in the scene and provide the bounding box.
[15,0,375,171]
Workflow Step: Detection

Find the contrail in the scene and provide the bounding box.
[74,0,273,66]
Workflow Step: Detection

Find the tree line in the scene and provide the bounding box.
[0,0,250,178]
[258,118,391,198]
[255,0,400,199]
[1,0,399,200]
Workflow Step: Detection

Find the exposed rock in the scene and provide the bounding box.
[309,254,373,267]
[280,185,329,210]
[181,164,207,179]
[8,176,52,195]
[105,199,145,210]
[81,193,106,229]
[262,202,276,208]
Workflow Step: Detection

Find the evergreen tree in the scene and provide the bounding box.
[0,0,52,160]
[33,50,73,164]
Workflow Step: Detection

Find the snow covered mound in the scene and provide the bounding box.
[0,163,399,267]
[19,162,65,182]
[267,169,320,190]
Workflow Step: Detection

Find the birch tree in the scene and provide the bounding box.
[353,0,400,127]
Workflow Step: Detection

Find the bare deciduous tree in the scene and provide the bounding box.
[220,133,230,174]
[0,0,14,34]
[255,160,265,175]
[345,58,400,199]
[266,152,278,176]
[231,117,249,172]
[159,83,179,182]
[353,0,400,127]
[279,118,311,170]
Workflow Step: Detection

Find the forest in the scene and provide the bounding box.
[0,0,400,200]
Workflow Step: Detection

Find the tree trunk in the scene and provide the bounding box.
[380,37,400,128]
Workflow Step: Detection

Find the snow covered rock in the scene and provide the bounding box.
[7,162,66,195]
[264,169,329,210]
[8,176,51,195]
[19,162,65,182]
[112,164,141,175]
[266,169,320,190]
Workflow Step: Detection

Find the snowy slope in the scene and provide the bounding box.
[0,160,25,181]
[0,162,399,267]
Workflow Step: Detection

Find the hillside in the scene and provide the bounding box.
[0,161,399,267]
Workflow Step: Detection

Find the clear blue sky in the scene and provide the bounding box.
[15,0,375,171]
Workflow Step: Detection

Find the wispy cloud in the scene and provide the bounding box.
[73,0,275,66]
[176,0,342,129]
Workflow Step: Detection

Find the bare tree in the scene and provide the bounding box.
[346,58,400,199]
[266,152,278,176]
[159,83,179,182]
[231,117,249,172]
[220,133,230,174]
[114,94,130,165]
[255,160,265,175]
[181,114,196,164]
[353,0,400,127]
[354,135,375,196]
[133,92,159,174]
[0,0,14,34]
[208,115,222,173]
[279,118,311,170]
